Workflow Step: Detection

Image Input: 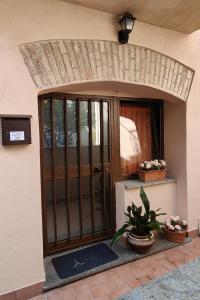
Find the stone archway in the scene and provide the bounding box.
[19,39,194,101]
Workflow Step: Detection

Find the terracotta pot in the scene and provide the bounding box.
[138,169,167,183]
[164,228,187,243]
[127,231,155,254]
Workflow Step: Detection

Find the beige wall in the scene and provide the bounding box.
[116,182,177,230]
[164,101,187,220]
[0,0,200,295]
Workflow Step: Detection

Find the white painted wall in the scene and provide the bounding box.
[0,0,200,294]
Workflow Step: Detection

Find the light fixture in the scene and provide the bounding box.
[118,13,136,44]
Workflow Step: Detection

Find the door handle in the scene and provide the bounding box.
[94,166,102,173]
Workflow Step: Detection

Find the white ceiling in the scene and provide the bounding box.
[62,0,200,33]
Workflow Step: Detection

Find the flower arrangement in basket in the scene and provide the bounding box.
[138,159,167,182]
[165,216,187,243]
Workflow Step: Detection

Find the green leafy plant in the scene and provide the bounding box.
[111,186,166,246]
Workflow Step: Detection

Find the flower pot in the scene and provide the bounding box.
[164,228,187,243]
[127,231,155,254]
[138,169,167,183]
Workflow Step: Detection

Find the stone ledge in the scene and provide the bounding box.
[118,177,177,190]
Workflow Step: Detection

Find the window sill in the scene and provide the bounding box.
[118,177,177,190]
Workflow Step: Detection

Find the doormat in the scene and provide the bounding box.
[52,242,118,279]
[119,256,200,300]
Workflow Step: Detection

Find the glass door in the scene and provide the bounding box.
[39,95,114,255]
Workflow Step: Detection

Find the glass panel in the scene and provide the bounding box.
[80,101,89,146]
[82,176,92,235]
[54,100,65,167]
[92,102,101,164]
[94,174,104,232]
[67,100,77,146]
[45,181,55,243]
[69,177,80,238]
[105,174,111,231]
[103,101,109,163]
[92,102,100,145]
[120,106,152,176]
[55,180,68,241]
[67,100,78,166]
[42,100,52,169]
[80,101,89,164]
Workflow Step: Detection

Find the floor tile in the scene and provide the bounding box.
[31,238,200,300]
[109,285,132,299]
[46,289,62,300]
[59,286,77,300]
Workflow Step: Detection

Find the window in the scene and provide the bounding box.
[120,100,163,178]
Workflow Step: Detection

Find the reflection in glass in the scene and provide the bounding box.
[103,102,108,146]
[120,116,141,160]
[92,102,100,145]
[92,102,101,164]
[80,101,89,146]
[120,116,141,175]
[80,101,90,164]
[42,100,52,149]
[103,102,109,162]
[42,100,52,168]
[54,100,65,167]
[67,100,78,166]
[54,100,65,147]
[67,100,77,146]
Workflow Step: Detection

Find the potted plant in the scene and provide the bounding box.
[165,216,187,243]
[111,186,166,253]
[138,159,167,182]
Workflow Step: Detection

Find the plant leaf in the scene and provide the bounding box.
[110,224,130,247]
[156,213,166,217]
[140,186,150,214]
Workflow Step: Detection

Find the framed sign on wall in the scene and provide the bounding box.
[0,115,32,145]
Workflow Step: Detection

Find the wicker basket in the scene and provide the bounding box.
[138,169,167,183]
[164,228,187,243]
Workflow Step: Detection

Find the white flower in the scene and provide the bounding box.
[154,159,159,163]
[171,216,180,222]
[175,224,181,231]
[140,163,144,168]
[183,220,187,226]
[165,218,171,225]
[169,216,174,220]
[145,163,151,169]
[160,160,167,167]
[167,224,175,231]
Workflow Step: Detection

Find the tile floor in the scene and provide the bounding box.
[31,237,200,300]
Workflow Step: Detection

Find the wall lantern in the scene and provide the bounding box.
[118,13,136,44]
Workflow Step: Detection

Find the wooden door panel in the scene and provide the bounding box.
[43,163,111,180]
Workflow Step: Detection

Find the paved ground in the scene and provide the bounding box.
[31,237,200,300]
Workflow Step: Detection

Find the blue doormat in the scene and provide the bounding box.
[119,256,200,300]
[52,243,118,279]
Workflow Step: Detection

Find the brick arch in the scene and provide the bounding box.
[19,39,194,101]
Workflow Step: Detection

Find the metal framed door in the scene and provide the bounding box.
[39,94,115,256]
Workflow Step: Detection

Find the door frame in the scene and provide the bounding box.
[38,93,117,256]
